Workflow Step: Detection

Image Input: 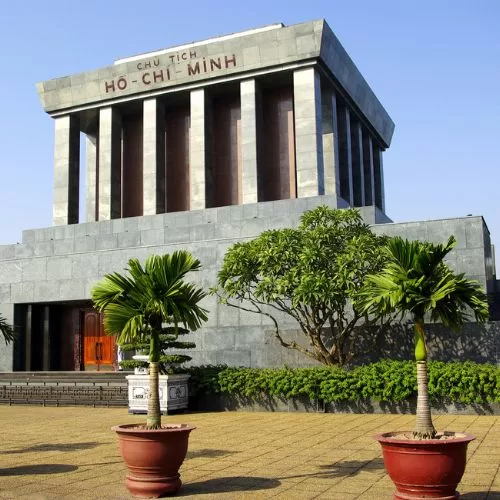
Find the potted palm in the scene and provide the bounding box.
[91,251,208,498]
[359,235,488,499]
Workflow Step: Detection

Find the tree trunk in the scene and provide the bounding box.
[413,319,436,438]
[146,330,162,429]
[147,361,161,429]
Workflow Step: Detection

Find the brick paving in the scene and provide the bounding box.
[0,406,498,499]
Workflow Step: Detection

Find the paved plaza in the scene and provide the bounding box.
[0,406,498,499]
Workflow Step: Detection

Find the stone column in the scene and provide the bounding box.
[53,115,80,226]
[42,306,50,371]
[85,133,98,222]
[362,131,375,206]
[350,119,365,207]
[25,305,32,371]
[143,98,166,215]
[98,107,122,220]
[240,79,259,204]
[190,89,206,210]
[337,103,353,206]
[321,88,340,197]
[293,67,324,198]
[372,143,386,212]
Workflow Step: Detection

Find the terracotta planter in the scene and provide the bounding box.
[375,432,475,499]
[113,423,195,498]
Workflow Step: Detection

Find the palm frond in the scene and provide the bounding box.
[0,314,15,344]
[359,235,488,328]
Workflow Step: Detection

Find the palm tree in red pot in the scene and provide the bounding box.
[359,235,488,499]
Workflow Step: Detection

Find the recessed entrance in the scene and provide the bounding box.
[12,302,118,372]
[82,310,115,371]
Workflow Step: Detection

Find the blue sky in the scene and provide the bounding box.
[0,1,499,265]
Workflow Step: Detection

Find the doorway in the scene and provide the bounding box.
[81,310,116,371]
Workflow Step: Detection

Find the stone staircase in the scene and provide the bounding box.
[0,372,128,407]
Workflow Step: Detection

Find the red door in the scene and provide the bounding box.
[82,311,115,371]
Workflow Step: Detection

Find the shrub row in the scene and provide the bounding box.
[184,360,500,404]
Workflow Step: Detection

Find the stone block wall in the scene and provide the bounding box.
[0,199,496,370]
[371,216,494,292]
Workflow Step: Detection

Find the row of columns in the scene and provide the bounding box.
[52,67,385,225]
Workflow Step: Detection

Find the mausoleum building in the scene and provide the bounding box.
[0,20,497,373]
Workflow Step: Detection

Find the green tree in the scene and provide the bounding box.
[91,252,208,429]
[359,236,488,438]
[0,314,14,344]
[213,206,390,366]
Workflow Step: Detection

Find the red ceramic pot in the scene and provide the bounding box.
[113,423,195,498]
[375,432,475,499]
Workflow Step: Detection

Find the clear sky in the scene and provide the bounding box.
[0,1,499,264]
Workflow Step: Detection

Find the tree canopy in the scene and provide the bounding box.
[213,206,390,366]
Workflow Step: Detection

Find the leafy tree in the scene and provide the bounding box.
[91,252,208,429]
[0,314,14,344]
[213,206,391,366]
[359,236,488,438]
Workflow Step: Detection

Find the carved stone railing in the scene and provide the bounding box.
[0,372,128,407]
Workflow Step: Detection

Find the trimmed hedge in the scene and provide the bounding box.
[184,360,500,405]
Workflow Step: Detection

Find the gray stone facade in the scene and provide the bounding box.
[37,20,394,226]
[0,196,497,371]
[38,20,394,148]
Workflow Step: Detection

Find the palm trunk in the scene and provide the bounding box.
[146,330,161,429]
[413,319,436,439]
[147,361,161,429]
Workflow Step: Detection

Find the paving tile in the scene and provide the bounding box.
[0,407,498,499]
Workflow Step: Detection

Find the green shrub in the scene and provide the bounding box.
[185,360,500,404]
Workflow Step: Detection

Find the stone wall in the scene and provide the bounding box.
[0,197,496,370]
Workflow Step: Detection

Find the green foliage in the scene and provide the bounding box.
[186,361,500,405]
[0,314,14,345]
[183,364,227,396]
[118,326,196,373]
[427,361,500,404]
[359,236,489,331]
[213,206,389,366]
[120,355,192,373]
[92,252,208,347]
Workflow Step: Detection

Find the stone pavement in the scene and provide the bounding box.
[0,406,498,499]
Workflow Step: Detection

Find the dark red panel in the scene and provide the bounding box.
[212,96,241,207]
[122,114,144,217]
[260,87,296,201]
[166,107,190,212]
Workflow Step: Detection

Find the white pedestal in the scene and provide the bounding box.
[126,374,190,414]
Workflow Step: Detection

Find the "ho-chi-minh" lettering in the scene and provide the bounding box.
[103,52,237,94]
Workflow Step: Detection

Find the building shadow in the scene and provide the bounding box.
[0,464,78,476]
[178,476,280,495]
[280,458,385,480]
[460,493,499,499]
[4,441,100,454]
[186,449,237,459]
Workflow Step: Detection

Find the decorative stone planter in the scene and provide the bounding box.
[126,374,190,414]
